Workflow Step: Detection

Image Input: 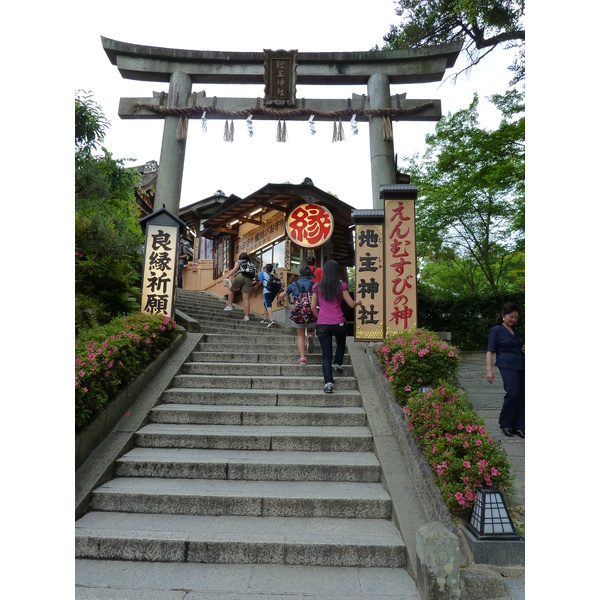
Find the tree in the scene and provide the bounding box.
[401,91,524,293]
[75,91,145,332]
[380,0,525,83]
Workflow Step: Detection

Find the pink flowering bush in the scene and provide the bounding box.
[377,327,460,405]
[404,384,512,515]
[75,312,177,430]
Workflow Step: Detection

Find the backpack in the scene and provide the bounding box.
[265,271,282,294]
[290,282,316,324]
[238,259,256,278]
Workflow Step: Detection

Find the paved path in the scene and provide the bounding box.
[456,352,525,516]
[456,352,525,600]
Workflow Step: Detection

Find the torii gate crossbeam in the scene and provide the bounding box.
[102,37,462,212]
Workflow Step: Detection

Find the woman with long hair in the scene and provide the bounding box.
[310,260,362,393]
[486,302,525,438]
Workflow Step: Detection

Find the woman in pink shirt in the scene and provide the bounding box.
[310,260,362,393]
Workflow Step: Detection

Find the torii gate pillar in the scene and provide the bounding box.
[368,73,397,210]
[155,71,192,216]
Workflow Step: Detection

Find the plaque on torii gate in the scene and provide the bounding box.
[101,37,462,214]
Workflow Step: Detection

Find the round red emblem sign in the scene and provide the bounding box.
[285,204,334,248]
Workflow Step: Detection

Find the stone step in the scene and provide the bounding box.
[181,362,354,377]
[75,512,406,567]
[160,388,364,407]
[114,448,381,482]
[88,478,392,519]
[190,351,350,365]
[198,335,313,348]
[75,559,420,598]
[172,374,358,391]
[149,404,366,427]
[134,423,373,452]
[202,323,284,335]
[178,305,282,320]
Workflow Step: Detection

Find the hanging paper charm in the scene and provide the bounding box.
[276,119,288,142]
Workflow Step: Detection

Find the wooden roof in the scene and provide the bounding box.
[200,180,356,266]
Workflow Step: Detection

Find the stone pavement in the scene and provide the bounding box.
[456,353,525,517]
[456,352,525,600]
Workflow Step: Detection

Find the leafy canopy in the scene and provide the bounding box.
[380,0,525,83]
[75,91,145,331]
[401,90,524,293]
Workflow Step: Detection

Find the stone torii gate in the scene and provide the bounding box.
[101,37,462,213]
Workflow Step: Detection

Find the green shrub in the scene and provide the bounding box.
[376,326,513,516]
[404,384,513,515]
[376,327,460,405]
[416,288,525,350]
[75,312,178,430]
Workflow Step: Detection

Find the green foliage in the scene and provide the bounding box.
[75,312,178,430]
[404,384,513,515]
[418,249,524,295]
[75,253,143,333]
[377,327,460,405]
[346,266,355,293]
[403,92,524,293]
[416,287,525,350]
[75,91,145,332]
[379,0,525,82]
[76,90,109,154]
[376,327,513,515]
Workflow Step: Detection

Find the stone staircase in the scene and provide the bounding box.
[75,289,420,598]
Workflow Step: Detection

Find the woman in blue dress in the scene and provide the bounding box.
[486,302,525,439]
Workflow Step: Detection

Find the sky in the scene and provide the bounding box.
[71,0,519,211]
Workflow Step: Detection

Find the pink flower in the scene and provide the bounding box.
[78,370,85,377]
[405,385,411,391]
[491,467,500,476]
[463,460,471,469]
[455,491,468,507]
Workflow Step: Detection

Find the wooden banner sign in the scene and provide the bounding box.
[141,224,178,317]
[354,223,385,340]
[286,203,334,248]
[235,213,286,256]
[384,199,417,332]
